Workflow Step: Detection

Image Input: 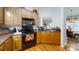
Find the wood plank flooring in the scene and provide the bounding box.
[25,43,65,51]
[66,38,79,51]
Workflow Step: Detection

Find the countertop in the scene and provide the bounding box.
[0,32,22,46]
[0,33,12,45]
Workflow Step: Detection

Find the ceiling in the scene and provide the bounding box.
[64,7,79,17]
[25,7,79,18]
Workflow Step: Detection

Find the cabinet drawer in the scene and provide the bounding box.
[13,35,22,38]
[36,33,41,37]
[37,32,41,34]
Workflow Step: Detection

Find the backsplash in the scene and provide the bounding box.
[8,25,22,31]
[0,24,22,31]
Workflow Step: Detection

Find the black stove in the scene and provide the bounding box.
[22,18,36,50]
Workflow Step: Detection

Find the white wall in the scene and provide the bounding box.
[37,7,61,28]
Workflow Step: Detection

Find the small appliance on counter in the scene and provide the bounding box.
[12,28,16,33]
[9,28,16,33]
[51,27,61,32]
[38,27,44,31]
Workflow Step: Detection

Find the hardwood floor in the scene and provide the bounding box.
[66,38,79,51]
[25,43,65,51]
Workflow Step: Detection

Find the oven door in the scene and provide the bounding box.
[22,33,35,44]
[25,34,34,42]
[22,33,36,50]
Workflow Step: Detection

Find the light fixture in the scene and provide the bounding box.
[66,9,77,23]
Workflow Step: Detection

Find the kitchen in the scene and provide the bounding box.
[0,7,64,51]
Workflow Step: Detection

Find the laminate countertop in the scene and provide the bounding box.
[0,32,22,46]
[0,33,12,45]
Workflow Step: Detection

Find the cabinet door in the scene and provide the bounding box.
[0,44,4,51]
[50,32,60,44]
[0,8,4,24]
[4,8,13,25]
[13,8,22,25]
[41,32,50,43]
[36,32,41,44]
[4,7,22,25]
[13,35,22,51]
[32,12,39,25]
[4,37,13,51]
[22,9,33,19]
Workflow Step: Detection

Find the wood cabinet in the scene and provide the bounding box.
[0,44,4,51]
[4,37,13,51]
[0,7,4,24]
[41,32,50,43]
[36,32,60,44]
[36,32,41,44]
[12,35,22,51]
[49,32,60,44]
[4,7,22,25]
[32,12,39,25]
[0,37,12,51]
[0,34,22,51]
[22,9,33,19]
[22,8,39,25]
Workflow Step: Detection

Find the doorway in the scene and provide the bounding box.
[64,7,79,51]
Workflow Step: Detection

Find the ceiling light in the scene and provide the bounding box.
[66,9,77,23]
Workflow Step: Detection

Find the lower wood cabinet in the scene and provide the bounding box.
[0,44,4,51]
[36,32,41,44]
[41,32,50,43]
[4,37,13,51]
[49,32,60,44]
[0,34,22,51]
[36,32,60,44]
[12,35,22,51]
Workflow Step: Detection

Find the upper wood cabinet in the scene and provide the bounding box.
[22,8,39,25]
[22,9,33,19]
[4,7,22,25]
[0,8,4,24]
[32,12,39,25]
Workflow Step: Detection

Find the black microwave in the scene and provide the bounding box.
[22,18,35,26]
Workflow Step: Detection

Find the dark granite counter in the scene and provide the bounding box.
[34,30,60,32]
